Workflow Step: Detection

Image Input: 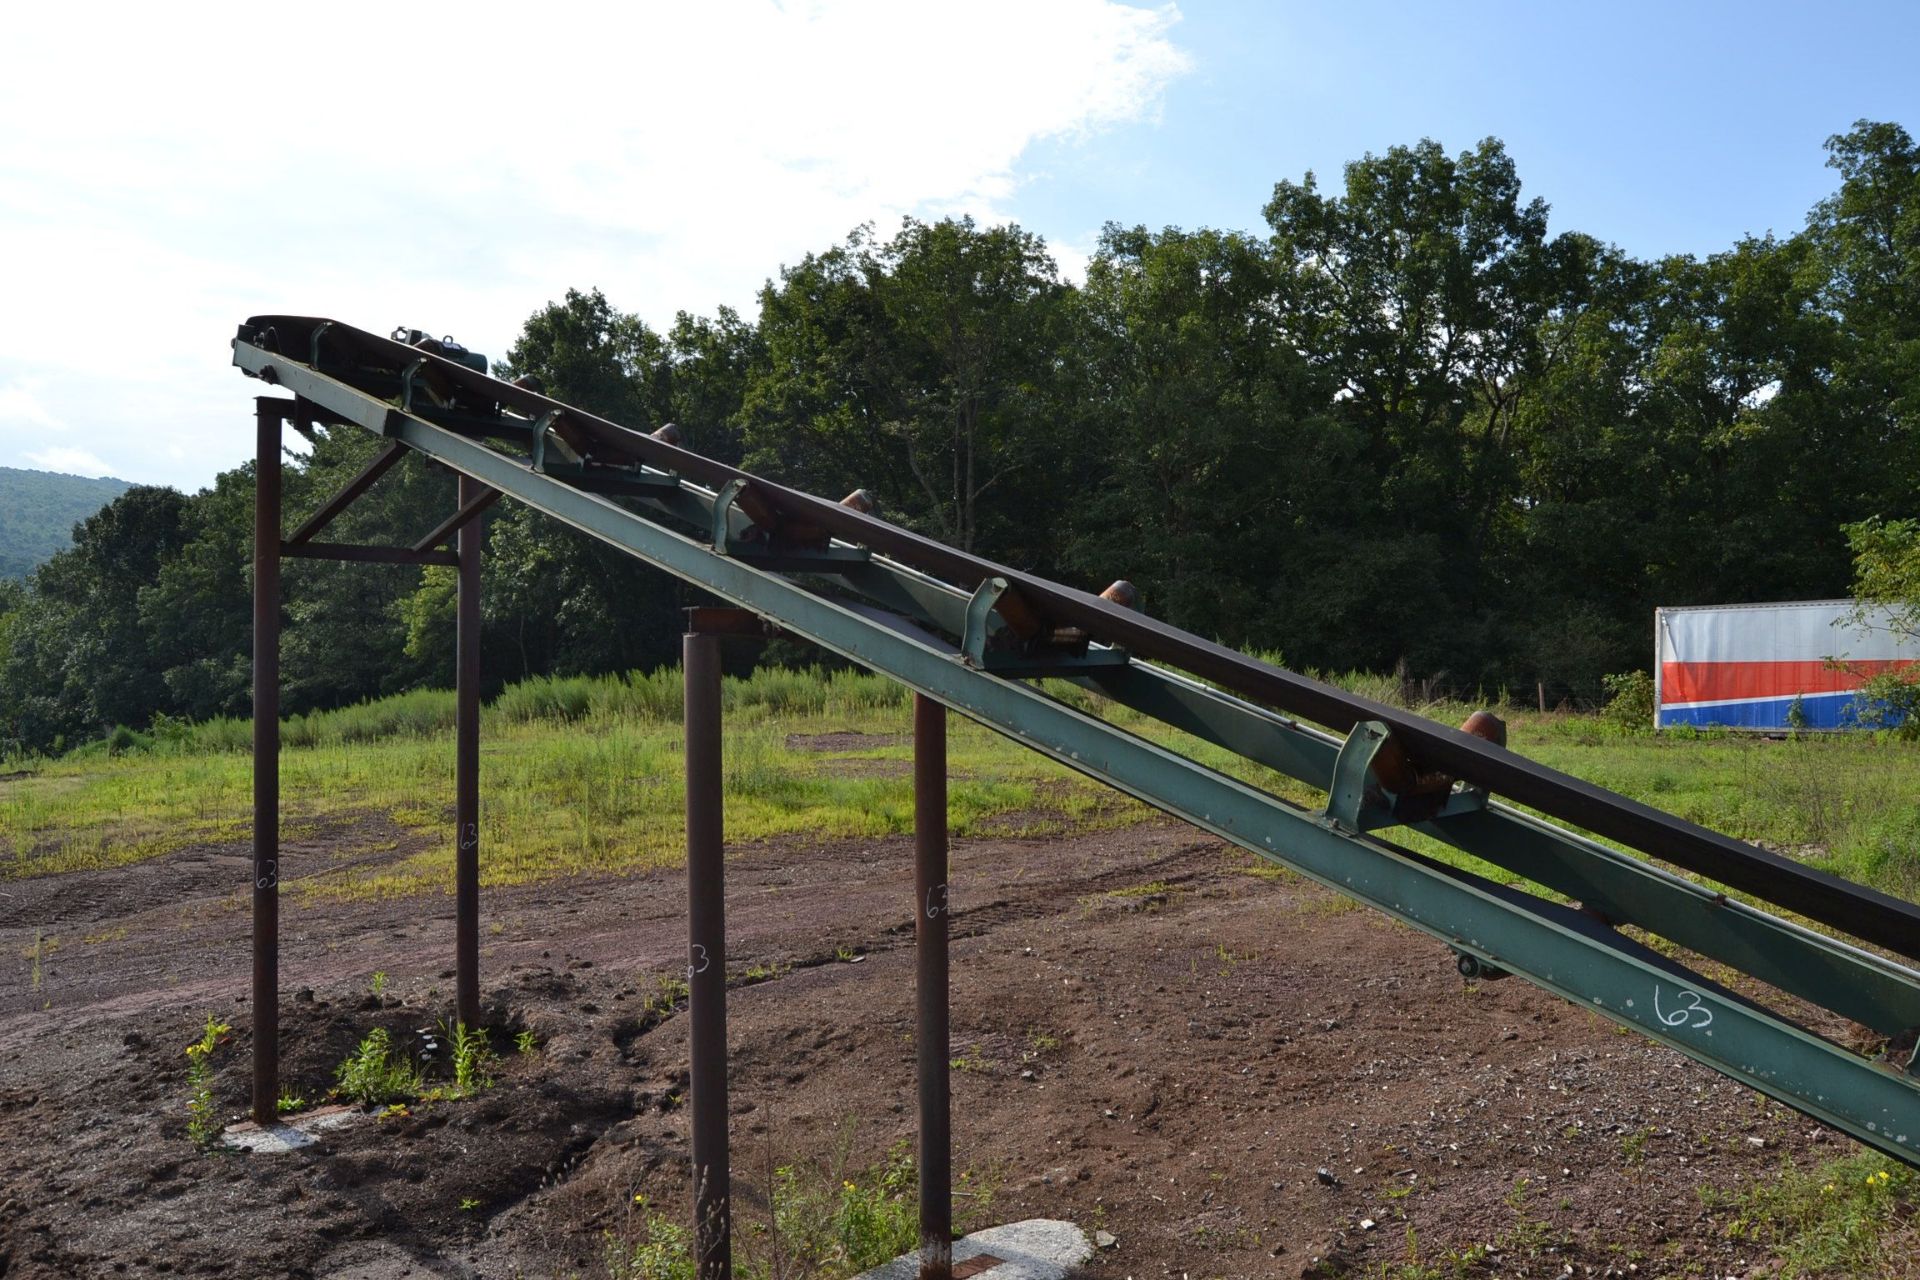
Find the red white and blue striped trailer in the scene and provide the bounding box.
[1655,599,1919,729]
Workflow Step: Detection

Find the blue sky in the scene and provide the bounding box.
[2,1,1915,490]
[1017,2,1920,263]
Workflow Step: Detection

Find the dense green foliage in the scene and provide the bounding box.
[0,466,130,580]
[1840,516,1920,735]
[4,122,1919,755]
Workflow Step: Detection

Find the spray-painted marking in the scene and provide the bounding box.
[1654,985,1713,1030]
[688,943,711,978]
[460,822,478,852]
[925,883,949,920]
[256,860,277,890]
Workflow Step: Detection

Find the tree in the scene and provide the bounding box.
[1808,121,1920,511]
[484,288,703,679]
[742,217,1070,555]
[139,465,258,721]
[1259,138,1564,678]
[496,288,665,429]
[0,487,192,744]
[277,429,456,710]
[1840,517,1920,735]
[1062,222,1359,655]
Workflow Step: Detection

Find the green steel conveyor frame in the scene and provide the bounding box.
[233,319,1920,1168]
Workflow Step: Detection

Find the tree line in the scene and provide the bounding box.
[4,122,1918,756]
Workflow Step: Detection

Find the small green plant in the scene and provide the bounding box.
[459,1197,480,1212]
[948,1045,990,1073]
[739,960,790,982]
[369,970,389,999]
[641,973,691,1020]
[1846,667,1920,737]
[333,1027,422,1105]
[605,1195,696,1280]
[184,1013,233,1147]
[829,1143,919,1269]
[1621,1125,1653,1166]
[1600,670,1656,732]
[1705,1153,1913,1277]
[515,1029,538,1055]
[275,1091,306,1115]
[1786,693,1810,734]
[450,1021,496,1096]
[759,1142,922,1275]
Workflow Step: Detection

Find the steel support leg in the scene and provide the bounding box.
[915,694,952,1280]
[684,631,732,1280]
[455,473,482,1030]
[250,397,285,1127]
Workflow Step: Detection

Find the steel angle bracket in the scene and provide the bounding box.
[960,577,1130,677]
[1325,721,1395,830]
[308,321,334,369]
[398,358,448,414]
[961,577,1011,666]
[233,339,1920,1167]
[708,477,869,572]
[710,478,751,554]
[528,412,566,472]
[1325,720,1487,832]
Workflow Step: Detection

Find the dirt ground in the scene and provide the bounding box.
[0,800,1901,1280]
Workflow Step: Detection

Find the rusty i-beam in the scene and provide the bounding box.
[455,473,484,1029]
[248,391,493,1125]
[914,694,952,1280]
[250,396,285,1126]
[683,620,732,1280]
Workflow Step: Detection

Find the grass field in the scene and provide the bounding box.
[5,663,1919,911]
[6,665,1919,1274]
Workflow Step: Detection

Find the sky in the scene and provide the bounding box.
[2,0,1916,491]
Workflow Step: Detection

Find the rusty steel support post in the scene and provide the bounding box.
[454,473,483,1030]
[250,396,285,1127]
[914,694,952,1280]
[684,630,732,1280]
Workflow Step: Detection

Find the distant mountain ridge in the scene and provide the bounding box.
[0,466,134,579]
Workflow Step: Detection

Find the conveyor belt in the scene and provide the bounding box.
[241,314,1920,965]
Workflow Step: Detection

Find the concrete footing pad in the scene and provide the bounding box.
[853,1219,1094,1280]
[220,1104,365,1153]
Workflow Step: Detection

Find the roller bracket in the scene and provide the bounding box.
[1324,721,1395,830]
[1325,720,1490,831]
[961,577,1011,667]
[712,478,752,554]
[960,577,1129,675]
[708,478,867,571]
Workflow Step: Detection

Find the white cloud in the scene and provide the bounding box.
[0,1,1188,488]
[0,380,64,431]
[23,446,117,478]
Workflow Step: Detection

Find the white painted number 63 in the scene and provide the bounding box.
[1654,985,1713,1030]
